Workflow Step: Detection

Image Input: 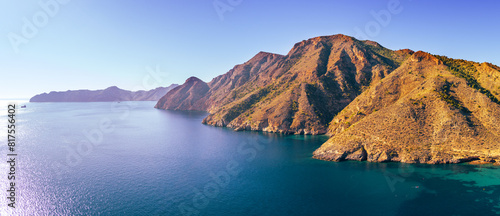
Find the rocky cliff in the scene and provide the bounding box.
[157,35,411,134]
[313,52,500,164]
[155,77,209,111]
[155,34,500,164]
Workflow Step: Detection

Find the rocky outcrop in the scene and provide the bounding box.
[154,34,500,164]
[154,77,209,111]
[157,34,411,134]
[313,51,500,164]
[30,84,178,102]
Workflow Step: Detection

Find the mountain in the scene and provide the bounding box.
[30,84,179,102]
[155,77,209,110]
[155,34,500,164]
[157,35,410,134]
[313,52,500,164]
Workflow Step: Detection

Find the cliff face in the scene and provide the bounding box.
[154,77,210,111]
[313,51,500,164]
[154,34,500,164]
[157,35,411,134]
[30,84,178,102]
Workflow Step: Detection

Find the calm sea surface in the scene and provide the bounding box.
[0,100,499,215]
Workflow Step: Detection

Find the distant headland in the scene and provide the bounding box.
[30,84,178,102]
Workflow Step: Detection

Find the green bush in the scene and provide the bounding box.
[435,55,500,105]
[436,80,471,114]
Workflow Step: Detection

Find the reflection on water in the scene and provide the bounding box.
[0,101,499,215]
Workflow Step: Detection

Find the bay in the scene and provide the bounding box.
[0,101,499,215]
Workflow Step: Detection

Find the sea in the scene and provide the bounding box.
[0,100,499,215]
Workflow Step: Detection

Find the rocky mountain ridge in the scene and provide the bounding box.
[155,34,500,164]
[30,84,178,102]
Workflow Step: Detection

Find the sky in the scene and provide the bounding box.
[1,0,499,99]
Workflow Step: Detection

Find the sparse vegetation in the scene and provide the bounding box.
[435,55,500,105]
[291,100,299,113]
[410,98,423,106]
[364,42,404,68]
[224,86,271,122]
[435,80,471,114]
[316,42,332,76]
[160,35,500,164]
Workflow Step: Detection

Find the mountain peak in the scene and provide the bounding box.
[185,76,204,83]
[155,34,500,164]
[155,77,209,111]
[310,34,354,41]
[362,40,381,47]
[256,51,279,56]
[396,48,415,55]
[105,86,121,90]
[245,51,284,64]
[411,51,442,64]
[297,34,356,46]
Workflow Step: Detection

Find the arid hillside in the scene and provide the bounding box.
[155,34,500,164]
[313,51,500,164]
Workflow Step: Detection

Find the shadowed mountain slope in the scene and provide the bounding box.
[157,35,412,134]
[155,34,500,164]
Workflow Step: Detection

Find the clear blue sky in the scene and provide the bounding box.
[1,0,499,98]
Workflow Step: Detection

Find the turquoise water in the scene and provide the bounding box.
[0,101,499,215]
